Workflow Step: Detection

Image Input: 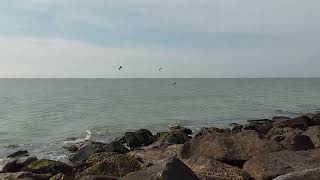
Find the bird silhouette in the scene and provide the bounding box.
[118,66,123,71]
[158,68,163,72]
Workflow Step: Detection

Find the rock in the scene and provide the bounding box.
[169,126,192,135]
[180,130,283,167]
[158,131,191,147]
[184,156,250,180]
[153,132,167,142]
[304,112,320,125]
[229,123,243,133]
[78,175,118,180]
[69,141,129,163]
[243,119,273,134]
[243,148,320,180]
[63,144,79,153]
[0,172,51,180]
[26,159,72,175]
[49,173,74,180]
[3,156,38,172]
[302,125,320,148]
[273,167,320,180]
[267,127,296,142]
[280,130,314,151]
[6,150,29,158]
[194,127,228,138]
[120,156,199,180]
[125,129,155,150]
[272,116,291,122]
[75,153,141,179]
[273,116,311,130]
[129,145,183,166]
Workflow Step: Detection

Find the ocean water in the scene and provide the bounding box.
[0,78,320,164]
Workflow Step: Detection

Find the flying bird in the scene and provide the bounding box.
[118,66,123,71]
[158,68,163,72]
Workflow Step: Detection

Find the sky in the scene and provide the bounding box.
[0,0,319,78]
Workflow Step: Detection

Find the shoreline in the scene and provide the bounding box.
[1,111,320,180]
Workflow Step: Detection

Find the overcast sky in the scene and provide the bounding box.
[0,0,319,78]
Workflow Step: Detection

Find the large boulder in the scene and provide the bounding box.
[302,125,320,148]
[273,167,320,180]
[129,145,183,166]
[243,119,273,134]
[194,127,228,138]
[184,156,250,180]
[69,141,128,163]
[120,156,199,180]
[3,155,38,172]
[157,131,191,147]
[280,130,314,151]
[267,127,297,142]
[124,129,155,150]
[243,148,320,180]
[169,126,192,135]
[273,116,311,130]
[304,112,320,126]
[0,172,51,180]
[26,159,73,175]
[180,130,283,167]
[75,153,141,179]
[6,150,29,158]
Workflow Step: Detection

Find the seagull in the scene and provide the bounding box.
[158,68,163,72]
[118,66,123,71]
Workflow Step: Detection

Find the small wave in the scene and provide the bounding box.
[62,130,92,146]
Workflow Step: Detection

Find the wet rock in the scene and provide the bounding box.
[304,112,320,126]
[243,148,320,180]
[64,144,79,153]
[273,167,320,180]
[169,126,192,135]
[0,172,51,180]
[184,156,250,180]
[26,159,72,175]
[69,141,129,163]
[272,116,291,122]
[121,156,198,180]
[7,150,29,158]
[125,129,155,149]
[158,131,191,147]
[180,130,283,166]
[3,156,38,172]
[229,123,243,133]
[243,119,273,134]
[153,132,167,142]
[129,145,183,166]
[78,175,118,180]
[302,125,320,148]
[273,116,310,130]
[75,153,141,179]
[49,173,74,180]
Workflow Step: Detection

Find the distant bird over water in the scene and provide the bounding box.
[158,68,163,72]
[118,66,123,71]
[171,82,177,86]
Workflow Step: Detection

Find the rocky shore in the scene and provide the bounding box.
[1,112,320,180]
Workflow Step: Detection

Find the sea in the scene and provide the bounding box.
[0,78,320,166]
